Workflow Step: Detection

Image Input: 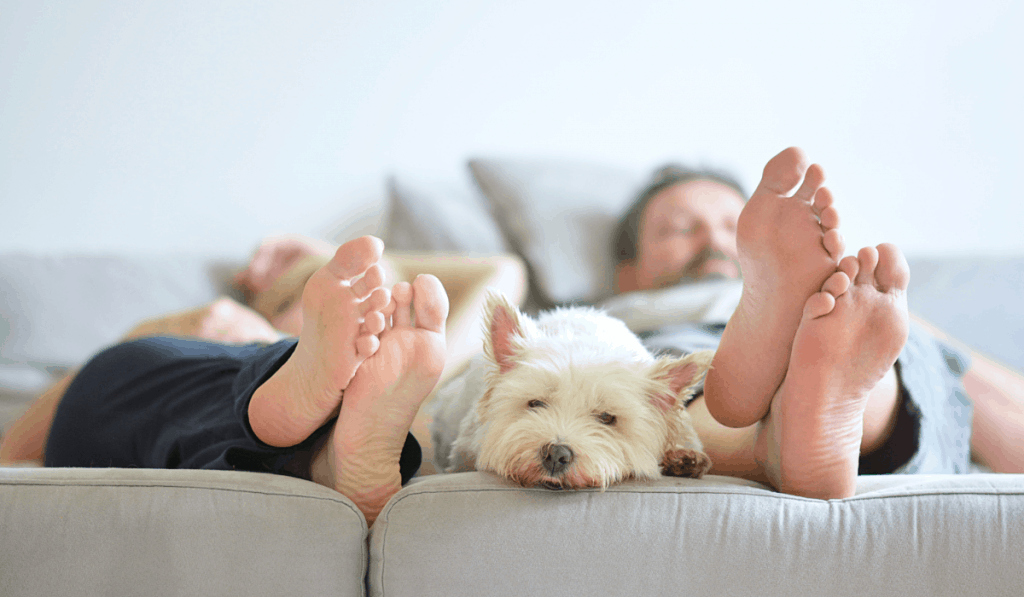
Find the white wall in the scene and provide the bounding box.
[2,0,1022,260]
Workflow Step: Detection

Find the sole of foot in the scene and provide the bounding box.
[754,243,910,499]
[248,235,392,448]
[705,147,846,428]
[321,274,449,525]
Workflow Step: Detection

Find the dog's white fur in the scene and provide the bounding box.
[430,291,714,489]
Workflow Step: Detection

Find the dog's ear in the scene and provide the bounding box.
[647,350,714,412]
[483,290,524,373]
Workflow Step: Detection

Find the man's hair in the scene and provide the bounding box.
[612,164,747,265]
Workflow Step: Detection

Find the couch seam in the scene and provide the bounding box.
[383,485,1024,504]
[0,479,361,508]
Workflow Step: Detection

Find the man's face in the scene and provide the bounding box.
[632,179,745,290]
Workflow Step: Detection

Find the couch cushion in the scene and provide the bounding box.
[0,467,368,597]
[369,472,1024,597]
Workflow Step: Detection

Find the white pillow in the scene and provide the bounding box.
[469,158,643,306]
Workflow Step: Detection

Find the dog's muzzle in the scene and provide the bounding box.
[540,443,574,476]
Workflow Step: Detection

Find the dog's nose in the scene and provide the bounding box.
[540,443,574,476]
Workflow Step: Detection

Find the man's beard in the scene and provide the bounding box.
[656,247,741,288]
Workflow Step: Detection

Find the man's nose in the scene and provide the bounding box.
[707,226,734,254]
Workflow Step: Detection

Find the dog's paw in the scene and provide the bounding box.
[661,449,712,479]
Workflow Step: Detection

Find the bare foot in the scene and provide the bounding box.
[704,147,846,428]
[754,244,910,499]
[248,236,392,448]
[313,275,449,526]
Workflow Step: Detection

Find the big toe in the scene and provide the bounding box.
[873,243,910,292]
[411,274,449,333]
[326,236,385,280]
[758,147,810,195]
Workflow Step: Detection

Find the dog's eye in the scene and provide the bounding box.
[597,412,617,425]
[527,399,547,409]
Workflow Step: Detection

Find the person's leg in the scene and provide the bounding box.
[704,147,846,428]
[909,313,1024,474]
[687,358,904,486]
[0,297,283,465]
[302,275,449,525]
[963,355,1024,473]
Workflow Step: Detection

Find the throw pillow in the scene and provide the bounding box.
[469,158,642,306]
[384,174,510,254]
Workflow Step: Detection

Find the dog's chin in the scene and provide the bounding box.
[538,479,565,491]
[505,465,610,491]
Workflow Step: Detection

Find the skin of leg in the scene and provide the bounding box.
[912,315,1024,473]
[0,298,283,464]
[689,364,903,485]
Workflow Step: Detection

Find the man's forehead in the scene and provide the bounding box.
[646,180,744,218]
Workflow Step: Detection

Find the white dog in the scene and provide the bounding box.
[431,291,714,489]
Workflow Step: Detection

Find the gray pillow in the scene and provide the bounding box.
[0,254,234,370]
[384,174,509,254]
[469,158,642,306]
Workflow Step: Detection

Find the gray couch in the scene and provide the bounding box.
[4,159,1024,596]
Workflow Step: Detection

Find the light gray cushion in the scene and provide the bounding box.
[0,467,368,597]
[370,472,1024,597]
[0,253,236,370]
[385,174,510,254]
[469,159,642,306]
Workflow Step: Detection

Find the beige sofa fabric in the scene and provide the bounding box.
[370,472,1024,597]
[0,468,368,597]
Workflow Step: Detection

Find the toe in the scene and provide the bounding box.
[873,243,910,292]
[392,282,413,327]
[838,255,859,280]
[793,164,826,202]
[758,147,809,195]
[818,205,840,231]
[811,186,834,215]
[822,229,845,260]
[326,236,385,280]
[855,246,879,285]
[355,334,380,358]
[360,287,391,315]
[803,291,836,320]
[411,274,449,333]
[362,312,386,335]
[821,270,851,298]
[352,264,385,298]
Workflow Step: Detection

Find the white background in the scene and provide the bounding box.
[2,1,1022,260]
